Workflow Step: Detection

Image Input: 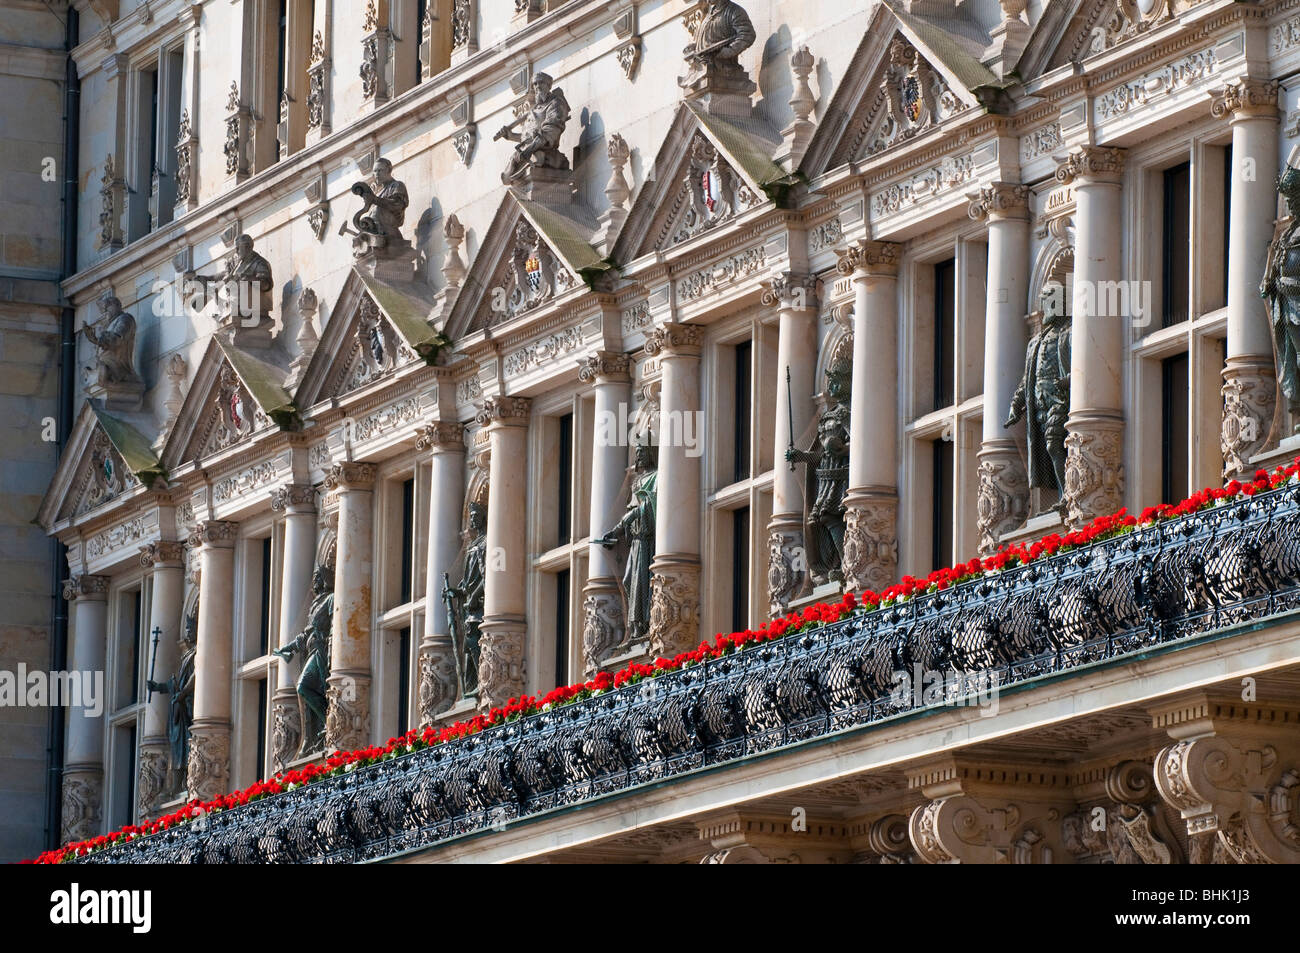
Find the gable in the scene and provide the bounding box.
[1041,0,1194,73]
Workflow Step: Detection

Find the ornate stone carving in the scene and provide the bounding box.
[910,793,1072,864]
[1220,361,1276,478]
[270,483,316,512]
[835,240,901,277]
[968,182,1030,221]
[668,133,760,246]
[976,454,1028,556]
[868,37,960,156]
[174,110,196,209]
[649,562,699,659]
[271,695,301,772]
[418,643,458,721]
[678,0,756,95]
[205,366,257,454]
[477,623,525,710]
[475,395,533,426]
[841,496,897,594]
[137,747,168,819]
[766,526,802,614]
[325,461,378,490]
[325,676,370,751]
[61,773,103,843]
[416,421,465,451]
[616,37,642,80]
[1055,146,1126,185]
[99,154,122,249]
[492,220,570,321]
[578,351,632,383]
[644,322,703,356]
[1210,79,1279,120]
[186,724,230,802]
[346,158,410,260]
[504,326,584,378]
[494,72,570,184]
[582,591,624,676]
[307,32,330,132]
[1063,422,1124,529]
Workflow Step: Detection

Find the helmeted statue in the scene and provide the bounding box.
[1261,142,1300,430]
[145,606,197,793]
[443,501,487,698]
[494,72,571,183]
[1007,283,1071,500]
[83,294,141,385]
[349,157,410,254]
[273,565,333,757]
[595,443,658,646]
[786,370,850,585]
[680,0,757,88]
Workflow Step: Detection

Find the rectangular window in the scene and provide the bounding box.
[934,259,956,409]
[258,537,272,657]
[1162,162,1191,328]
[558,413,573,546]
[275,0,288,159]
[416,0,428,86]
[112,723,137,828]
[400,477,415,605]
[255,678,268,778]
[931,438,954,571]
[397,627,411,736]
[555,570,570,684]
[732,507,750,631]
[147,69,159,176]
[1161,353,1190,504]
[734,341,752,483]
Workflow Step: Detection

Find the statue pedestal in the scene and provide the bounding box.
[220,312,275,349]
[354,243,419,284]
[509,164,575,205]
[680,66,756,120]
[85,378,144,413]
[1250,432,1300,473]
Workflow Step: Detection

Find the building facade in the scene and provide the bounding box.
[23,0,1300,863]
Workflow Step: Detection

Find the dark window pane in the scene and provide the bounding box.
[734,341,752,482]
[400,478,415,604]
[1163,162,1191,328]
[558,414,572,546]
[555,570,570,683]
[934,259,955,409]
[259,537,272,656]
[397,627,410,736]
[255,678,267,778]
[1162,353,1190,504]
[931,439,954,570]
[732,507,750,631]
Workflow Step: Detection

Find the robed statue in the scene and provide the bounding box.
[1007,284,1071,500]
[680,0,757,88]
[1261,142,1300,430]
[786,371,850,585]
[493,72,571,183]
[83,294,141,385]
[443,501,487,698]
[349,157,410,254]
[595,443,658,646]
[273,565,333,757]
[145,607,197,793]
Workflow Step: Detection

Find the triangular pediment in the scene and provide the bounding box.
[162,336,297,471]
[1034,0,1189,75]
[39,402,165,530]
[612,104,792,264]
[295,268,448,409]
[802,3,999,177]
[443,192,611,341]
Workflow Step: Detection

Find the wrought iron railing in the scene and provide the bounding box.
[78,483,1300,863]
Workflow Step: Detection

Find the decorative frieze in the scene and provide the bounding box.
[871,153,974,218]
[678,245,766,301]
[85,516,146,560]
[456,374,482,404]
[212,460,277,504]
[503,325,585,378]
[809,217,843,253]
[621,300,651,334]
[976,454,1028,556]
[648,562,699,659]
[1095,47,1219,122]
[1063,421,1125,529]
[1020,121,1060,163]
[840,496,897,594]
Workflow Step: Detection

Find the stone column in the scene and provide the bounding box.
[417,422,465,721]
[1056,146,1127,528]
[325,463,376,751]
[1212,81,1280,477]
[477,396,531,709]
[645,323,703,658]
[270,484,316,769]
[188,520,238,802]
[836,241,902,593]
[137,542,185,819]
[60,574,109,842]
[579,352,633,674]
[763,273,820,612]
[970,184,1032,554]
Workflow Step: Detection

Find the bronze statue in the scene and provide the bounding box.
[349,157,410,253]
[83,294,141,385]
[786,371,850,585]
[145,606,196,793]
[1261,143,1300,430]
[680,0,757,88]
[1007,284,1071,500]
[595,443,658,646]
[443,501,487,698]
[494,72,571,183]
[273,565,333,757]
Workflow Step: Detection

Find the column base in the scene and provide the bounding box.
[840,491,898,594]
[478,616,526,711]
[1221,357,1277,479]
[418,635,459,724]
[137,740,169,821]
[61,766,103,843]
[648,555,701,659]
[976,443,1029,556]
[766,516,807,616]
[271,688,302,773]
[1063,411,1125,529]
[325,672,371,752]
[581,579,625,677]
[186,719,231,803]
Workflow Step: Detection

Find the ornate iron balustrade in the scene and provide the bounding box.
[78,484,1300,863]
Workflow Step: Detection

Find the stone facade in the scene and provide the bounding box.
[17,0,1300,863]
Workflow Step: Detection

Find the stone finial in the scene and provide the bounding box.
[599,134,633,251]
[157,352,188,447]
[781,45,817,166]
[442,214,467,290]
[288,287,320,388]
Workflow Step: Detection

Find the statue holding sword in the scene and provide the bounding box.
[680,0,757,90]
[494,73,571,184]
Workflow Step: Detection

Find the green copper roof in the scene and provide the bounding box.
[90,404,166,488]
[685,100,800,204]
[882,0,1004,93]
[215,336,299,430]
[515,198,615,288]
[356,270,451,366]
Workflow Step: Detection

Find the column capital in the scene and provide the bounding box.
[271,483,317,512]
[1055,146,1126,185]
[188,519,239,549]
[577,350,632,384]
[475,395,533,428]
[1210,79,1279,122]
[643,321,703,358]
[835,240,901,278]
[325,461,378,490]
[138,540,187,568]
[760,272,820,312]
[62,573,110,602]
[968,182,1031,222]
[415,421,466,451]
